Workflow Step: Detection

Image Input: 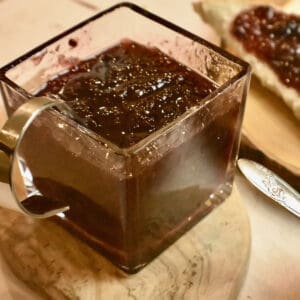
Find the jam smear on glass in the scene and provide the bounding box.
[232,6,300,92]
[37,40,217,148]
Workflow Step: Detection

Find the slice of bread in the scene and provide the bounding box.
[196,0,300,120]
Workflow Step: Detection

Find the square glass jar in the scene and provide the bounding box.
[0,3,250,273]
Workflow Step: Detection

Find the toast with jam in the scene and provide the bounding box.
[196,0,300,120]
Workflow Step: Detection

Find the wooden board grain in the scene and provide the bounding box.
[243,78,300,176]
[0,185,250,300]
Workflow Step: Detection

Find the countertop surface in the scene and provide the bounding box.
[0,0,299,299]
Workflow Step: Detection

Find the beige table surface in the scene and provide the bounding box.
[0,0,299,299]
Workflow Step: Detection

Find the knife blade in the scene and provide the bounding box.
[238,158,300,218]
[239,136,300,192]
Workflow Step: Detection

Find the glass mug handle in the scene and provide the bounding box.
[0,97,74,218]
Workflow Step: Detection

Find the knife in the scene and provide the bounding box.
[238,158,300,218]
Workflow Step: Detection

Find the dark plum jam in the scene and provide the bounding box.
[37,40,217,148]
[232,6,300,91]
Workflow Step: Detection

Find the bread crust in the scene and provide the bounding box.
[196,0,300,120]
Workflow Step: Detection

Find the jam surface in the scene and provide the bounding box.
[37,40,217,148]
[232,6,300,92]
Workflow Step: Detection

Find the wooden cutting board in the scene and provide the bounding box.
[0,185,250,300]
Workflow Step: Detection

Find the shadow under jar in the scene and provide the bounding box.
[0,3,250,273]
